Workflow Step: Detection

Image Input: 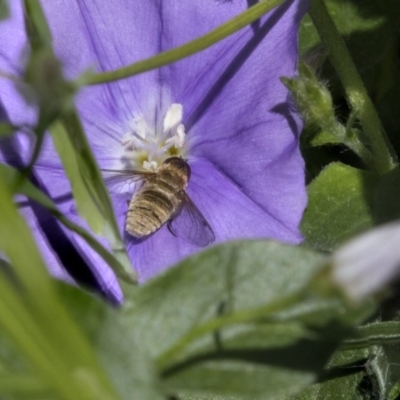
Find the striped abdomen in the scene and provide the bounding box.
[125,160,189,238]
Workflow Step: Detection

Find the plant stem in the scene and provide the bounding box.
[308,0,398,175]
[83,0,284,85]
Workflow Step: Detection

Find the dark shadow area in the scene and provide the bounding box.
[162,321,351,379]
[162,336,339,378]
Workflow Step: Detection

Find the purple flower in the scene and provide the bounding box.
[0,0,308,302]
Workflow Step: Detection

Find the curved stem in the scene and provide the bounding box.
[83,0,284,86]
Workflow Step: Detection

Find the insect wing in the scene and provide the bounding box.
[102,169,154,195]
[169,193,215,247]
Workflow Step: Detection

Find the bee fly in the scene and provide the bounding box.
[103,157,215,247]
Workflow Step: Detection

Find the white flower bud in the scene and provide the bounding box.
[331,222,400,302]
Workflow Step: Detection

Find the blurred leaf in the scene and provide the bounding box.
[50,114,135,284]
[56,283,164,400]
[0,323,45,399]
[128,241,326,358]
[301,162,378,251]
[0,1,9,20]
[0,373,50,398]
[125,241,371,399]
[0,169,119,400]
[161,322,342,400]
[21,1,72,172]
[0,332,30,376]
[23,0,51,49]
[56,241,376,400]
[374,167,400,224]
[0,123,15,138]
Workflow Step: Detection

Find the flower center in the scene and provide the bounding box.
[120,103,186,171]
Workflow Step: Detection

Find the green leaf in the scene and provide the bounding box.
[49,114,136,284]
[23,0,52,49]
[0,123,15,138]
[340,321,400,399]
[56,241,375,400]
[349,321,400,399]
[301,163,378,252]
[0,169,120,400]
[121,241,370,399]
[0,374,50,397]
[162,322,342,400]
[0,173,118,399]
[368,344,400,400]
[56,283,164,400]
[129,241,326,358]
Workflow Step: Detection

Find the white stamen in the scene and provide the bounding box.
[134,115,150,139]
[176,124,186,148]
[143,160,158,171]
[163,103,183,132]
[120,103,187,171]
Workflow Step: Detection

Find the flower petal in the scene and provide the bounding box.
[0,1,35,127]
[19,203,75,285]
[57,214,124,304]
[31,166,123,303]
[40,0,173,165]
[157,0,308,233]
[332,222,400,302]
[181,1,307,233]
[189,158,303,242]
[0,0,308,290]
